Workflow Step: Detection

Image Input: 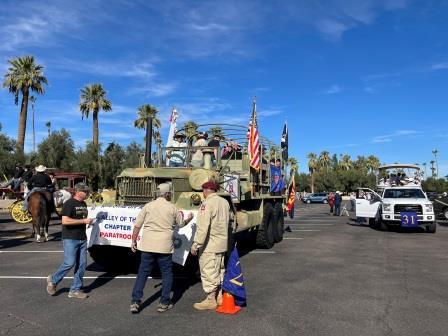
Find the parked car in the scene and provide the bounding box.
[302,192,329,204]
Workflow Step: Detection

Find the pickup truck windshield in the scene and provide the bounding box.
[383,189,425,198]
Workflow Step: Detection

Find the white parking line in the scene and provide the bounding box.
[0,276,187,279]
[0,251,63,253]
[283,237,304,240]
[249,251,277,254]
[291,229,321,232]
[288,223,334,226]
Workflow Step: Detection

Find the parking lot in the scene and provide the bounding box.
[1,203,448,336]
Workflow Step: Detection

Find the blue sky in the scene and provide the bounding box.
[0,0,447,177]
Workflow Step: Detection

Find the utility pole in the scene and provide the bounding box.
[430,160,436,178]
[432,149,439,178]
[422,162,427,179]
[30,96,36,152]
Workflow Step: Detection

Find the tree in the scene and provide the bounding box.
[3,55,48,153]
[183,121,199,146]
[36,129,75,170]
[318,151,331,171]
[45,121,51,136]
[208,126,225,139]
[72,142,102,190]
[307,152,318,193]
[339,154,353,171]
[134,104,161,130]
[102,142,125,188]
[123,141,144,168]
[366,155,381,173]
[79,83,112,148]
[0,123,17,177]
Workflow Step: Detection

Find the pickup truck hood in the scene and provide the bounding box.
[382,198,430,204]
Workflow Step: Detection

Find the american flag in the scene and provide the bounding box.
[248,98,260,170]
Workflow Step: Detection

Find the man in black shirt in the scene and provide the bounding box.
[46,182,93,299]
[23,165,53,211]
[208,134,221,165]
[2,164,24,191]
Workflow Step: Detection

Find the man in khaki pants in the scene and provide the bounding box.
[190,180,230,310]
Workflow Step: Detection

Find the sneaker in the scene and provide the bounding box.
[46,275,56,295]
[157,301,173,313]
[130,302,140,314]
[68,290,88,299]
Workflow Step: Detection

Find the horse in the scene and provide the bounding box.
[28,190,53,243]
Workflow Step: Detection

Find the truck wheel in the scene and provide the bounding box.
[273,202,284,243]
[256,203,275,249]
[323,199,328,204]
[426,222,437,233]
[377,219,388,231]
[444,208,448,220]
[368,218,376,228]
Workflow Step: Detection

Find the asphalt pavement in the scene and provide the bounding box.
[1,203,448,336]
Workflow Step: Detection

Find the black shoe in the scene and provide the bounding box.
[130,302,140,314]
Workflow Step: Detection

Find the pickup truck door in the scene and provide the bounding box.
[355,188,382,218]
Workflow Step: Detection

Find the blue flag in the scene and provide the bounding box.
[222,247,247,306]
[270,166,284,192]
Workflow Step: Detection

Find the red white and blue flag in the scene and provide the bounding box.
[248,98,260,171]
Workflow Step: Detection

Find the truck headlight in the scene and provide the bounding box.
[425,204,433,212]
[383,203,391,212]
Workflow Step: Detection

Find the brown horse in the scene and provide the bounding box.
[28,190,53,242]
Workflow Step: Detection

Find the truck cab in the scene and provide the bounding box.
[355,164,436,233]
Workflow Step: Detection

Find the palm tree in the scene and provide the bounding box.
[319,151,331,171]
[288,157,298,171]
[307,152,318,193]
[3,55,48,153]
[183,121,199,146]
[208,126,225,139]
[366,155,381,173]
[45,121,51,137]
[79,83,112,148]
[134,104,161,130]
[339,154,352,171]
[29,96,36,152]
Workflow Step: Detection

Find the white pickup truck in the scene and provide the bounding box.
[355,164,436,233]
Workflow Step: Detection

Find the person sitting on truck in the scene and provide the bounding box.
[168,133,187,167]
[191,132,208,167]
[208,134,222,165]
[129,182,193,314]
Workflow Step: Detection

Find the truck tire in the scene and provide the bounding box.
[377,218,388,231]
[426,222,437,233]
[273,202,284,243]
[444,208,448,220]
[256,203,275,249]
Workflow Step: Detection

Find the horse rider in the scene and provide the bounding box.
[2,163,24,191]
[23,165,54,211]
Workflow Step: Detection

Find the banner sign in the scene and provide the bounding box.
[400,212,419,227]
[86,206,197,266]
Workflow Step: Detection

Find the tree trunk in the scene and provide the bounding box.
[310,171,315,193]
[16,88,29,153]
[93,108,99,147]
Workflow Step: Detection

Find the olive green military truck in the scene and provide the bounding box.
[87,124,288,269]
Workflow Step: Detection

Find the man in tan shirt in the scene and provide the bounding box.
[130,182,193,314]
[190,180,230,310]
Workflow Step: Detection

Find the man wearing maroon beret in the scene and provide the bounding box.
[190,180,230,310]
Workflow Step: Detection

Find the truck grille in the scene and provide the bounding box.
[394,204,422,214]
[117,177,153,205]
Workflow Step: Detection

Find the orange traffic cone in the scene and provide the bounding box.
[216,292,241,314]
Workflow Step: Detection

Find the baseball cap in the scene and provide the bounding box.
[75,182,90,193]
[157,182,172,193]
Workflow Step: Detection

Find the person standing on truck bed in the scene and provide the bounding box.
[46,182,93,299]
[190,180,230,311]
[129,182,193,314]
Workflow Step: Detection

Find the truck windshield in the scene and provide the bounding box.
[383,189,425,198]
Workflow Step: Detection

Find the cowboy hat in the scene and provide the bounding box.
[35,165,47,172]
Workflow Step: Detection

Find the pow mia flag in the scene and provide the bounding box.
[281,121,288,161]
